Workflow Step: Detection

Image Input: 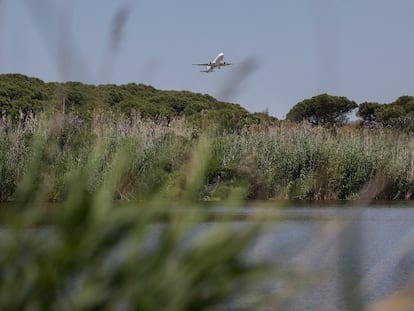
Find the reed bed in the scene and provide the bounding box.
[197,123,414,200]
[1,112,414,202]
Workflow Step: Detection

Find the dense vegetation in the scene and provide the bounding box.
[1,111,414,202]
[1,73,414,202]
[358,96,414,131]
[0,73,276,131]
[286,93,358,126]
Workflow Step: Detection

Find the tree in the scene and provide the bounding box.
[376,105,407,129]
[286,94,358,126]
[357,102,381,122]
[393,96,414,112]
[358,96,414,131]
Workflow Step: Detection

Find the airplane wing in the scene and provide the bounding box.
[192,63,209,66]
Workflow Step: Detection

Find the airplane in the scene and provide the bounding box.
[192,52,232,73]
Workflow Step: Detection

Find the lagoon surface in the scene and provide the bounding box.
[214,203,414,310]
[2,202,414,310]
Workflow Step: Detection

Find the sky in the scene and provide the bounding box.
[1,0,414,119]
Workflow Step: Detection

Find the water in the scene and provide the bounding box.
[217,204,414,310]
[1,202,413,310]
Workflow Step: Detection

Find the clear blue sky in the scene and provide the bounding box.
[1,0,414,119]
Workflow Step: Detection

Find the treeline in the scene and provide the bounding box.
[286,93,414,132]
[3,74,414,132]
[0,73,276,131]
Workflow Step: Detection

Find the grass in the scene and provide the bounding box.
[1,112,414,202]
[0,126,288,311]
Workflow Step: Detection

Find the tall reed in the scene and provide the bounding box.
[1,113,414,201]
[201,123,414,200]
[0,122,284,310]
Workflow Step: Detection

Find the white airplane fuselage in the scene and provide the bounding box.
[206,52,226,72]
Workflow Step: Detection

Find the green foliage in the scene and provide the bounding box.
[329,136,377,199]
[358,96,414,132]
[199,124,414,200]
[357,102,381,122]
[0,74,50,116]
[0,131,276,311]
[3,112,414,201]
[0,74,258,125]
[0,119,32,201]
[3,73,414,200]
[286,93,358,127]
[376,104,408,129]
